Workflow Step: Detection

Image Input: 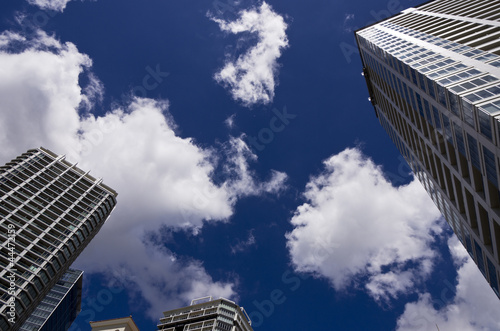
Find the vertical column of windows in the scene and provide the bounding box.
[453,175,466,214]
[433,152,446,190]
[477,203,493,252]
[463,208,476,257]
[453,211,464,242]
[443,162,456,202]
[453,123,466,157]
[465,187,479,236]
[487,257,500,296]
[483,146,498,189]
[479,108,496,142]
[461,100,476,128]
[475,240,487,276]
[441,114,453,145]
[467,134,481,170]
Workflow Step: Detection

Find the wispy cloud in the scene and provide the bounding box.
[344,13,355,22]
[342,13,356,33]
[286,148,442,301]
[210,2,289,107]
[231,230,256,254]
[396,236,500,331]
[0,30,287,317]
[225,113,236,129]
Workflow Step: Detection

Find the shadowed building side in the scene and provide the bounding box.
[0,147,117,330]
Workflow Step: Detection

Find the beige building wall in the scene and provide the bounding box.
[90,316,140,331]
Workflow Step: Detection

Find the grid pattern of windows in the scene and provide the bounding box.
[19,269,82,331]
[0,148,117,330]
[157,298,253,331]
[356,0,500,300]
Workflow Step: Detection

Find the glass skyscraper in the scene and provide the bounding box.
[356,0,500,299]
[19,269,83,331]
[0,147,117,330]
[157,297,254,331]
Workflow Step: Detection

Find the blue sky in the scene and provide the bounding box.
[1,0,500,330]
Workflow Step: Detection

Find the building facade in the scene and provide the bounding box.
[90,316,140,331]
[355,0,500,298]
[0,147,117,330]
[157,297,253,331]
[19,269,83,331]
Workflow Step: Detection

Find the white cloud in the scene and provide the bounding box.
[396,236,500,331]
[0,30,286,318]
[0,31,25,47]
[26,0,75,12]
[286,148,443,301]
[211,2,289,106]
[225,113,236,129]
[0,30,89,160]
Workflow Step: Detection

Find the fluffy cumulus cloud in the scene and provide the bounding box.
[0,30,89,159]
[26,0,75,12]
[286,148,442,301]
[396,237,500,331]
[0,30,286,317]
[211,2,289,106]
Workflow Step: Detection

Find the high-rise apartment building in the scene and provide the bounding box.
[157,297,253,331]
[19,269,83,331]
[0,147,117,330]
[355,0,500,298]
[90,316,139,331]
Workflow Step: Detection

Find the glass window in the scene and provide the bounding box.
[424,99,432,125]
[488,60,500,68]
[454,123,466,157]
[483,146,498,188]
[33,277,43,291]
[20,292,31,306]
[442,114,453,144]
[408,87,417,110]
[52,258,60,271]
[416,93,425,118]
[26,284,37,299]
[67,241,75,253]
[463,227,474,257]
[46,265,55,277]
[474,240,486,276]
[478,109,493,141]
[427,77,436,99]
[480,101,500,115]
[447,91,460,116]
[418,72,426,92]
[476,52,498,62]
[39,270,49,284]
[437,84,447,107]
[467,134,481,170]
[487,258,499,295]
[433,106,442,131]
[463,49,482,57]
[488,85,500,95]
[462,100,475,128]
